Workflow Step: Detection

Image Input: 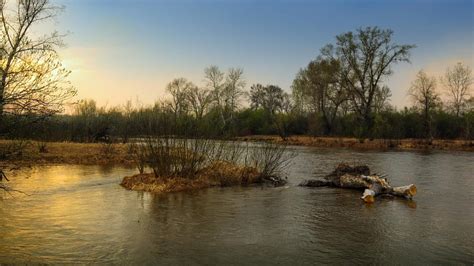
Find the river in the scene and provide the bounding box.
[1,146,473,264]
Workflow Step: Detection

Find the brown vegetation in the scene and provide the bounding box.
[237,135,474,151]
[121,138,290,194]
[0,139,134,166]
[120,161,263,193]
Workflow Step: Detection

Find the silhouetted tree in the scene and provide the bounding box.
[292,57,347,134]
[250,84,286,114]
[224,67,245,118]
[204,65,245,134]
[0,0,75,120]
[166,78,194,118]
[186,86,213,120]
[204,65,226,128]
[73,99,98,142]
[249,84,291,139]
[322,27,415,134]
[409,70,440,140]
[442,62,473,116]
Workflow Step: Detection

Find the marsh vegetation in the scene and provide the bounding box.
[122,138,292,193]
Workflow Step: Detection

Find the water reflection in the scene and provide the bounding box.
[0,148,473,264]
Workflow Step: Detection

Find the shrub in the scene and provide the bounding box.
[0,140,30,160]
[100,142,116,159]
[248,143,295,181]
[37,142,48,153]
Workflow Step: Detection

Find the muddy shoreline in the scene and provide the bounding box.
[237,135,474,151]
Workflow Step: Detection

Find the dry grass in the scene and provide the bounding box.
[237,135,474,151]
[0,139,135,166]
[120,174,212,193]
[120,161,262,193]
[0,139,268,195]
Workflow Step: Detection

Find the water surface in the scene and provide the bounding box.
[1,146,473,264]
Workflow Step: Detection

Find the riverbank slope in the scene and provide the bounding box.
[237,135,474,151]
[0,140,134,166]
[1,136,472,168]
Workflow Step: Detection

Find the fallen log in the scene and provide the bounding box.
[298,179,332,187]
[300,163,417,203]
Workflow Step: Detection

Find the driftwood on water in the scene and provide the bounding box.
[300,163,417,203]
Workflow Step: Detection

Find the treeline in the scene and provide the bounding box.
[2,27,473,142]
[4,96,473,142]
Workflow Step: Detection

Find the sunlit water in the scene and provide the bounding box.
[1,146,473,264]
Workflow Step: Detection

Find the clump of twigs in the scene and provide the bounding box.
[0,139,30,160]
[37,141,48,153]
[100,142,116,159]
[246,143,294,185]
[127,143,147,174]
[0,167,30,197]
[124,137,295,192]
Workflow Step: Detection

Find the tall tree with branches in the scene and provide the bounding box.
[186,86,212,120]
[409,70,440,140]
[204,65,225,124]
[291,57,347,134]
[0,0,75,118]
[322,27,415,135]
[249,84,292,139]
[442,62,473,116]
[165,77,194,118]
[204,65,245,133]
[250,84,286,115]
[223,67,245,118]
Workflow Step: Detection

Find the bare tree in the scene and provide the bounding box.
[249,84,286,115]
[0,0,75,119]
[408,70,440,140]
[442,62,473,116]
[165,78,194,117]
[291,57,347,134]
[121,99,135,143]
[204,65,245,131]
[186,86,212,119]
[204,65,225,102]
[273,90,293,140]
[249,84,292,139]
[223,67,245,116]
[373,85,392,113]
[324,27,415,133]
[291,71,309,114]
[74,99,98,142]
[204,65,225,122]
[74,99,97,116]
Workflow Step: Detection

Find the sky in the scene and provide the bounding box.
[49,0,473,108]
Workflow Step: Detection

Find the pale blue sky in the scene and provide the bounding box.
[53,0,473,108]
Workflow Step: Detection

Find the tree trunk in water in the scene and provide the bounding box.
[300,163,417,203]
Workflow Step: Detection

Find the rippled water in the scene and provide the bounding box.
[1,146,473,264]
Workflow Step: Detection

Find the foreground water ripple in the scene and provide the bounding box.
[1,146,473,264]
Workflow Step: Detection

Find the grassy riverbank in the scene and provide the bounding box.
[1,135,472,168]
[237,135,474,151]
[0,140,134,166]
[0,139,287,194]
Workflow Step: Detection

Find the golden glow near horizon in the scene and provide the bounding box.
[61,45,473,110]
[51,0,473,110]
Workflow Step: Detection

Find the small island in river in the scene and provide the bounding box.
[120,161,285,194]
